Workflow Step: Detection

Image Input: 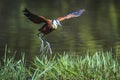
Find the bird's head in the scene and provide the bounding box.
[52,19,62,27]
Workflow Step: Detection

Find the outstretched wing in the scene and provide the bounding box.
[23,8,47,24]
[57,9,85,21]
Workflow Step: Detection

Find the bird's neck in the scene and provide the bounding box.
[52,19,61,29]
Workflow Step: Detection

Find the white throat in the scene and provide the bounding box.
[52,20,61,29]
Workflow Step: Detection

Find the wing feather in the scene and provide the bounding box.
[57,9,85,21]
[23,9,47,24]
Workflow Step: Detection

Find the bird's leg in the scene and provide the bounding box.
[43,39,52,54]
[37,32,45,38]
[37,33,45,52]
[41,34,46,39]
[45,41,52,54]
[40,37,44,52]
[37,33,52,54]
[37,32,42,37]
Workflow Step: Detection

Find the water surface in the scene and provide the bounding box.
[0,0,120,59]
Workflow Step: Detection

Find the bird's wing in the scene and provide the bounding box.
[23,9,47,24]
[57,9,85,21]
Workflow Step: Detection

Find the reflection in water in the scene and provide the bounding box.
[0,0,120,59]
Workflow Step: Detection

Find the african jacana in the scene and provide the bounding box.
[23,8,85,38]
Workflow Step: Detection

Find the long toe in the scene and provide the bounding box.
[38,37,44,52]
[45,41,52,54]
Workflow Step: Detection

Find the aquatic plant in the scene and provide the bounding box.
[0,46,120,80]
[0,46,27,80]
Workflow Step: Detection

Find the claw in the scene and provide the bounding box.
[45,41,52,54]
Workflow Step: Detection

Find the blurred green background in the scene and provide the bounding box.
[0,0,120,59]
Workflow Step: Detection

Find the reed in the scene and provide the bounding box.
[0,46,120,80]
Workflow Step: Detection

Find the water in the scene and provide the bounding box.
[0,0,120,59]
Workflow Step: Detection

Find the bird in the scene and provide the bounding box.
[23,8,85,38]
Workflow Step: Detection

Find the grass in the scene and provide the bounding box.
[0,46,120,80]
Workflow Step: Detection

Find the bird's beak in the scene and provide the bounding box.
[56,20,62,27]
[58,23,62,27]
